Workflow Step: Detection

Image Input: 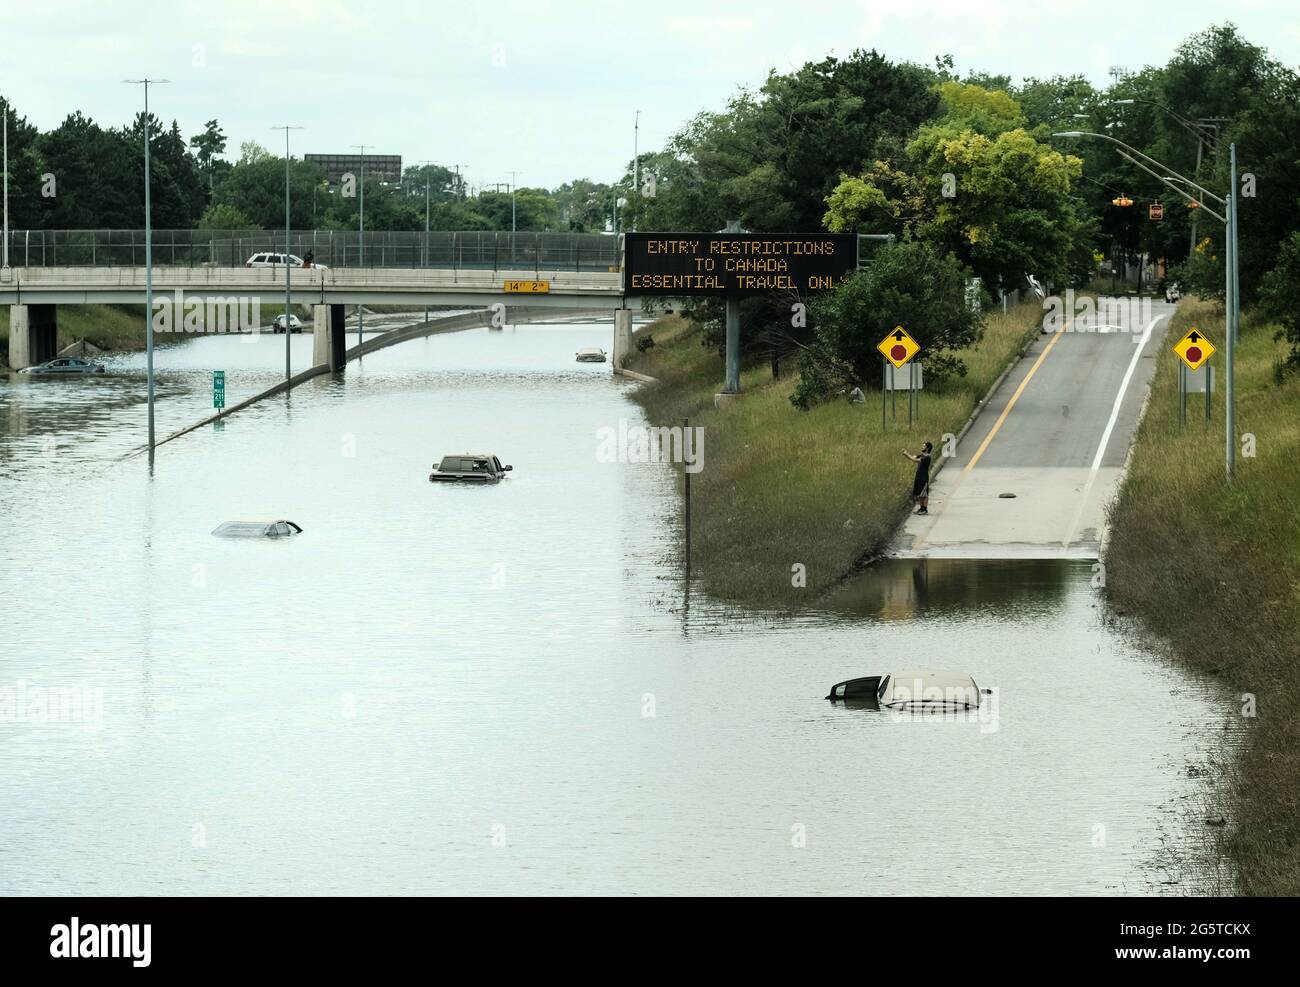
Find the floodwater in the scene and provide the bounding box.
[0,322,1233,895]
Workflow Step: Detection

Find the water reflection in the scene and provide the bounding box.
[821,558,1073,620]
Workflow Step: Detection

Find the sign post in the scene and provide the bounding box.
[877,327,921,431]
[1173,327,1214,430]
[213,370,225,411]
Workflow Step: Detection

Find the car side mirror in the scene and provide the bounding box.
[504,465,513,471]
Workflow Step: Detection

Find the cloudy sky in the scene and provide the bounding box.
[3,0,1297,190]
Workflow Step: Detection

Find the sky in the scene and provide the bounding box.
[2,0,1298,191]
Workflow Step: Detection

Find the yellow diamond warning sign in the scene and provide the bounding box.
[877,326,921,369]
[1173,327,1215,371]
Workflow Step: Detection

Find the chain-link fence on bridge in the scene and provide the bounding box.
[0,229,622,272]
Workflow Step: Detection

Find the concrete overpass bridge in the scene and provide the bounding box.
[0,265,627,369]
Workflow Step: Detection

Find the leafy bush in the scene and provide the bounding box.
[1260,230,1300,377]
[795,240,982,408]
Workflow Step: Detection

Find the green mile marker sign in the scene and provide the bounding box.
[213,370,225,410]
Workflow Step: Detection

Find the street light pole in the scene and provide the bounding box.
[351,143,369,345]
[2,103,9,271]
[632,109,640,233]
[125,78,169,453]
[506,170,520,269]
[417,160,434,325]
[273,125,303,382]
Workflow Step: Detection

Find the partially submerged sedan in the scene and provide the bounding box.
[826,669,983,710]
[19,357,106,375]
[212,520,303,538]
[429,454,512,483]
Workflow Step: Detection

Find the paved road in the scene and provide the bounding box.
[890,298,1176,560]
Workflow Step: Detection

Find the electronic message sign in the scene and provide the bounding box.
[623,232,857,296]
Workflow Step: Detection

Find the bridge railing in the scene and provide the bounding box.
[0,229,622,272]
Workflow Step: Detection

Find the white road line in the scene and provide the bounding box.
[1061,311,1168,548]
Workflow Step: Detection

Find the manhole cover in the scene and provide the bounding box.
[998,492,1017,499]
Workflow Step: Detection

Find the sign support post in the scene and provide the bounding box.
[881,358,886,432]
[876,326,922,432]
[722,219,743,394]
[1179,362,1186,427]
[724,297,740,393]
[1173,326,1215,431]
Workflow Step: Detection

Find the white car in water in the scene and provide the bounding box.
[827,669,984,709]
[272,314,303,333]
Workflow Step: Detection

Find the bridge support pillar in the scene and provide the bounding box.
[613,308,633,369]
[7,304,58,370]
[313,303,347,371]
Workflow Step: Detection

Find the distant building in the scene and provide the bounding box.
[305,153,402,186]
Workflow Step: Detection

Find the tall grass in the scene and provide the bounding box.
[624,302,1044,605]
[1106,296,1300,895]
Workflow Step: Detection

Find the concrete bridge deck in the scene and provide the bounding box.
[0,266,623,309]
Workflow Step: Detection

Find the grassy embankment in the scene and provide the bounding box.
[621,301,1044,605]
[1105,296,1300,896]
[0,304,150,362]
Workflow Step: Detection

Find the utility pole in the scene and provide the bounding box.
[351,143,369,345]
[124,78,170,453]
[273,125,303,381]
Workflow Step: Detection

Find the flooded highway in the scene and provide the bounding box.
[0,324,1235,895]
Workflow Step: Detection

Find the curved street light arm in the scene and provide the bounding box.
[1115,150,1225,224]
[1053,131,1225,206]
[1117,97,1221,147]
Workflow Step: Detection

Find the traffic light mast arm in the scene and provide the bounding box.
[1053,131,1225,207]
[1115,150,1226,224]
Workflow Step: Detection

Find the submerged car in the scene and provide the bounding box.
[575,346,607,363]
[19,357,105,375]
[212,520,303,538]
[272,314,303,333]
[429,454,512,483]
[826,669,984,710]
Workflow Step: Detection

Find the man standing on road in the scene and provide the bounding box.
[903,442,932,515]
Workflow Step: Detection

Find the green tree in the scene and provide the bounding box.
[198,203,259,229]
[1258,231,1300,374]
[189,120,227,190]
[635,49,941,234]
[825,92,1088,294]
[794,240,982,408]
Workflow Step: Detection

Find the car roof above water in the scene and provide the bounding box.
[879,669,980,706]
[212,520,300,537]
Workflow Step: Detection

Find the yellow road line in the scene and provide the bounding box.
[963,331,1063,473]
